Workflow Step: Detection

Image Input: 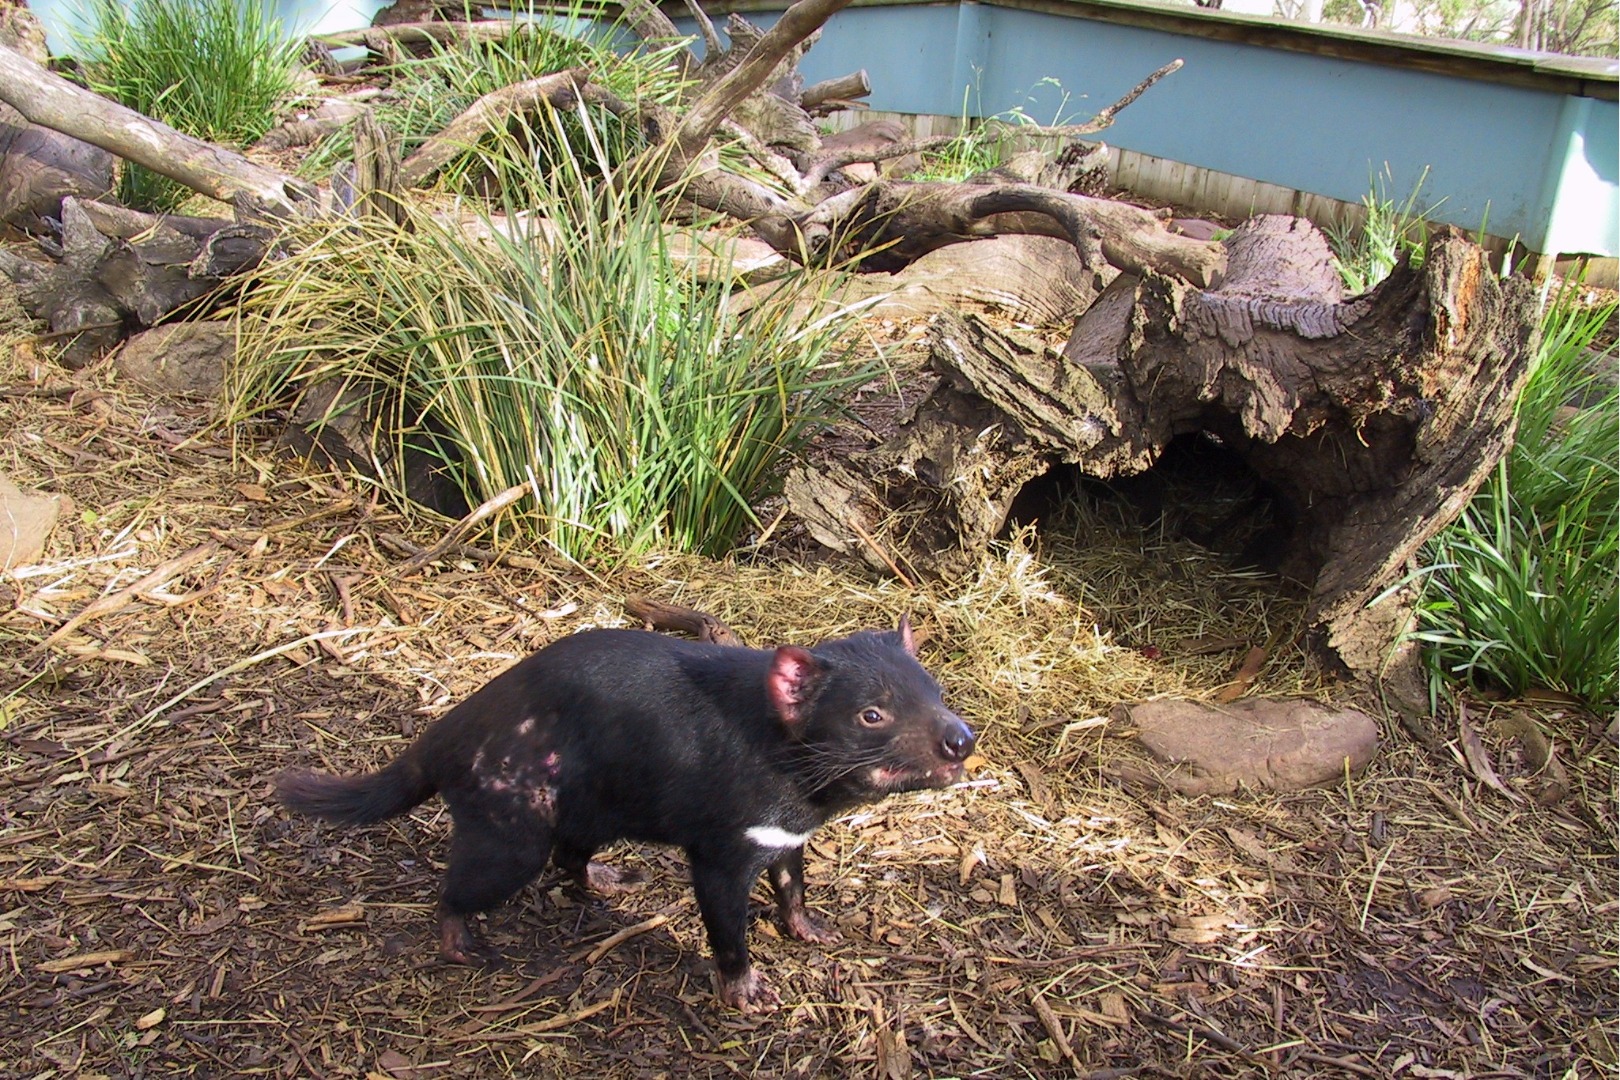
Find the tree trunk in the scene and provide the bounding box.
[785,216,1539,706]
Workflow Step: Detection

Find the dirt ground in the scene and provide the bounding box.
[2,336,1616,1080]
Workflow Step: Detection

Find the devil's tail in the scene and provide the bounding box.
[276,752,434,826]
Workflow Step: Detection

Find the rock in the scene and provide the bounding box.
[0,470,69,571]
[1114,698,1379,795]
[111,321,235,398]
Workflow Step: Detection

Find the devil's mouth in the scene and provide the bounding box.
[869,761,966,792]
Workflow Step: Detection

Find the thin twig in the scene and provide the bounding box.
[683,0,724,57]
[398,483,532,572]
[847,516,914,588]
[35,542,219,652]
[585,914,669,964]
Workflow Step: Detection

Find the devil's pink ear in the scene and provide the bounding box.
[897,614,916,656]
[767,645,825,728]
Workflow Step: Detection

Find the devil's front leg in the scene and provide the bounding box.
[689,845,780,1012]
[768,845,841,945]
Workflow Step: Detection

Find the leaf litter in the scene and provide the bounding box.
[0,333,1615,1078]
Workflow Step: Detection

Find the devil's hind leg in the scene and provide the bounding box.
[437,813,552,964]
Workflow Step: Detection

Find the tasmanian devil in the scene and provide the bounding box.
[276,616,974,1011]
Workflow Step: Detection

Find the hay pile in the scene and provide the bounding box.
[2,340,1614,1078]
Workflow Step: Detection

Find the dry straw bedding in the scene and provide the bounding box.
[0,344,1614,1079]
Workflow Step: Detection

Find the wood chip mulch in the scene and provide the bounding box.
[2,344,1615,1079]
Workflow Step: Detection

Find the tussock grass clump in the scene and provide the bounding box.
[302,14,688,189]
[1415,281,1619,707]
[72,0,304,211]
[1326,164,1442,294]
[233,118,876,563]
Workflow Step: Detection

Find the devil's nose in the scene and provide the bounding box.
[939,717,976,762]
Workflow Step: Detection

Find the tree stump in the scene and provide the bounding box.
[786,216,1539,706]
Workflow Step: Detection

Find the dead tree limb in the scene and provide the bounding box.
[397,68,629,187]
[802,60,1180,186]
[782,180,1224,285]
[315,19,550,48]
[614,0,691,53]
[0,44,318,218]
[1047,58,1183,137]
[800,70,870,112]
[682,0,725,58]
[673,0,853,150]
[624,596,744,646]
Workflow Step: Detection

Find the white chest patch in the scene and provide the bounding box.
[745,825,814,850]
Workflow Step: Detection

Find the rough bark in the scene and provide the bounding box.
[0,197,272,366]
[769,179,1224,284]
[0,45,320,219]
[0,99,114,232]
[785,216,1538,698]
[397,68,621,188]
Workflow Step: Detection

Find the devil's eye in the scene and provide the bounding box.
[859,708,887,726]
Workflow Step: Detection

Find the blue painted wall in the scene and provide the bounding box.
[28,0,1617,256]
[679,2,1618,257]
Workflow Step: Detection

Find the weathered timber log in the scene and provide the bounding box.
[774,179,1224,284]
[0,100,113,232]
[398,68,628,188]
[0,197,273,366]
[0,45,319,218]
[785,216,1538,705]
[800,70,870,112]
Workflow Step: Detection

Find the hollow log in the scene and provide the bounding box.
[784,216,1539,705]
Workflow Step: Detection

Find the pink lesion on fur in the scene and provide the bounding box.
[527,784,558,820]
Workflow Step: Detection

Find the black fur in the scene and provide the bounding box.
[277,623,973,1011]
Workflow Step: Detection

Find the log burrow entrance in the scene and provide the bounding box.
[1005,433,1299,580]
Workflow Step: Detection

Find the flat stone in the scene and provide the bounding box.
[1114,698,1380,795]
[0,470,69,571]
[112,321,235,398]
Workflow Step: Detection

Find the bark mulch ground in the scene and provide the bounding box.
[2,344,1615,1078]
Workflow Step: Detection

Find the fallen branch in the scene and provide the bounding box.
[802,60,1179,185]
[674,0,854,150]
[36,542,220,652]
[584,913,669,964]
[790,179,1225,285]
[400,68,626,187]
[623,596,744,646]
[0,44,317,218]
[800,70,870,111]
[398,483,532,572]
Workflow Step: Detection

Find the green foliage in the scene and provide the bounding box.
[302,13,688,190]
[909,77,1081,183]
[233,116,878,563]
[72,0,304,212]
[1413,281,1619,707]
[1326,165,1444,294]
[1318,0,1616,58]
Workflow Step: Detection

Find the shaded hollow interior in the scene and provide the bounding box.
[1005,433,1302,579]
